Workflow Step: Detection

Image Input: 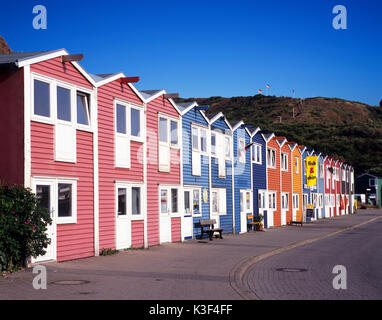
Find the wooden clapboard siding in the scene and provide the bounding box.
[182,109,210,237]
[97,79,144,251]
[131,220,144,248]
[171,217,181,242]
[267,137,281,227]
[146,95,181,246]
[31,57,92,90]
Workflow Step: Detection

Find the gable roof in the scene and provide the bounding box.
[205,112,232,130]
[0,49,97,87]
[139,89,181,114]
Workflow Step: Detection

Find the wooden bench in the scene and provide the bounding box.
[289,220,303,226]
[199,219,224,241]
[247,214,256,231]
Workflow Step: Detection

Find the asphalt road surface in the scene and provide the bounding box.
[244,215,382,299]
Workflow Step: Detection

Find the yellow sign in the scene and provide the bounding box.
[203,188,208,203]
[306,156,318,186]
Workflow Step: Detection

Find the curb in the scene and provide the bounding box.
[229,215,382,300]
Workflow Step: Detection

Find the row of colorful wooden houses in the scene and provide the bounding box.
[0,49,355,263]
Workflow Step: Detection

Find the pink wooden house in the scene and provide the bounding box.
[140,90,182,246]
[0,50,97,262]
[324,156,335,217]
[92,73,147,251]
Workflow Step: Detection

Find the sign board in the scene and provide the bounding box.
[306,156,318,186]
[306,208,314,218]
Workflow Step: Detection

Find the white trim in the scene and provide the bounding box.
[16,49,69,68]
[261,132,275,143]
[179,101,199,115]
[24,65,32,188]
[56,179,78,225]
[93,87,99,256]
[142,89,166,103]
[232,120,244,132]
[249,127,261,137]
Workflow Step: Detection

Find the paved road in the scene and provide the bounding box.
[244,215,382,299]
[0,210,381,300]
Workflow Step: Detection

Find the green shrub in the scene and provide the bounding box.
[99,248,119,256]
[0,184,52,271]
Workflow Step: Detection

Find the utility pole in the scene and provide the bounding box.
[278,116,282,123]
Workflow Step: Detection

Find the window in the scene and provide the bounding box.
[130,108,141,137]
[211,132,216,155]
[33,79,51,118]
[240,190,251,213]
[252,144,262,164]
[268,192,277,209]
[258,192,266,209]
[184,191,191,214]
[267,148,276,168]
[238,139,246,163]
[118,188,127,216]
[281,153,288,171]
[171,189,178,213]
[312,193,318,206]
[211,188,226,215]
[132,187,141,215]
[116,104,127,134]
[225,136,231,159]
[192,126,199,150]
[318,194,323,208]
[200,129,207,153]
[326,166,330,188]
[57,180,77,224]
[170,120,178,145]
[160,189,168,214]
[369,178,376,187]
[36,185,50,210]
[319,163,324,178]
[159,115,179,172]
[193,189,201,215]
[303,194,308,208]
[281,193,289,210]
[57,86,71,122]
[293,193,299,210]
[115,103,130,168]
[212,191,218,213]
[295,157,299,174]
[159,117,168,143]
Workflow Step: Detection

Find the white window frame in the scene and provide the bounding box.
[281,152,288,172]
[116,182,144,220]
[252,143,262,164]
[318,193,323,208]
[56,179,77,225]
[211,132,217,156]
[281,193,289,210]
[240,190,252,213]
[224,135,232,160]
[268,191,277,209]
[115,99,131,168]
[295,156,299,174]
[130,105,144,142]
[211,188,227,215]
[292,193,299,210]
[369,178,376,187]
[267,148,276,169]
[319,163,324,178]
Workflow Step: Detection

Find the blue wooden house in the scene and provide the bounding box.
[178,102,211,239]
[299,145,311,220]
[205,112,234,234]
[231,121,252,233]
[250,128,268,226]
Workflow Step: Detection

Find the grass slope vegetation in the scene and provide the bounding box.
[176,95,382,176]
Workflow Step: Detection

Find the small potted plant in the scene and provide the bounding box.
[253,214,264,231]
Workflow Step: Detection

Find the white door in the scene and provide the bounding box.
[210,189,220,228]
[32,179,56,263]
[182,189,193,240]
[159,188,172,243]
[281,193,288,226]
[292,194,298,221]
[240,190,251,233]
[116,187,132,249]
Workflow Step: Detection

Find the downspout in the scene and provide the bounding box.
[93,87,99,256]
[231,130,235,234]
[143,102,148,248]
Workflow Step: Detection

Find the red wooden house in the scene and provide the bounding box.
[0,49,97,262]
[324,156,335,217]
[140,90,182,245]
[276,137,293,225]
[93,73,147,251]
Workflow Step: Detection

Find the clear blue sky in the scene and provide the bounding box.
[1,0,381,105]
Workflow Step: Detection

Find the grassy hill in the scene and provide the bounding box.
[0,36,12,54]
[176,95,382,176]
